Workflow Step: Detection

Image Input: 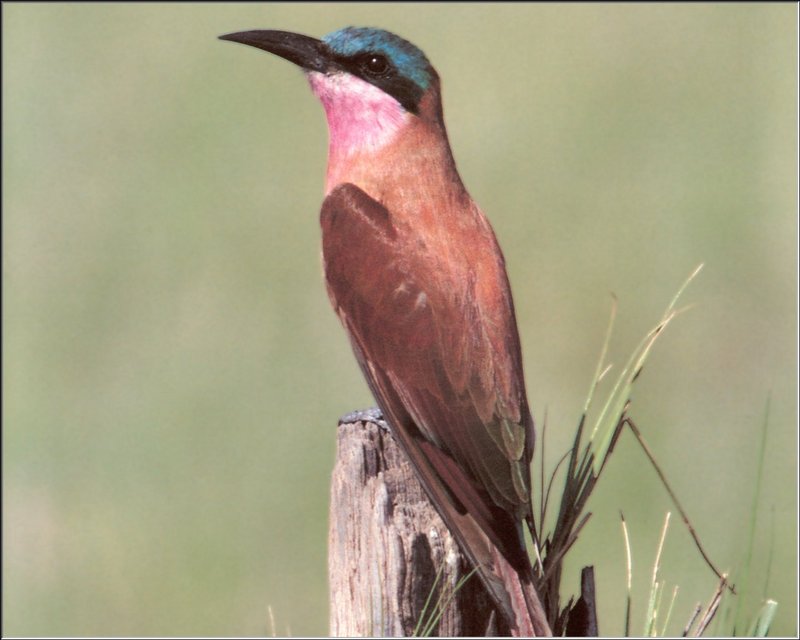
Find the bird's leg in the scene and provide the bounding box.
[338,406,388,431]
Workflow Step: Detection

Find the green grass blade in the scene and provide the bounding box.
[421,566,479,637]
[583,295,618,415]
[412,561,445,637]
[733,394,771,634]
[663,263,704,317]
[621,512,633,637]
[589,265,703,473]
[747,599,778,637]
[415,564,479,637]
[659,585,679,636]
[643,512,671,636]
[590,313,674,470]
[763,506,776,599]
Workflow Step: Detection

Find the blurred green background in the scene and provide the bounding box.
[3,3,796,636]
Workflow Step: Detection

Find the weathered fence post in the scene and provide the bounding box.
[328,413,507,636]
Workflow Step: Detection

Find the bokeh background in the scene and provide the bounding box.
[3,3,796,636]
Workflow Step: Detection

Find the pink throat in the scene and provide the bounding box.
[307,72,408,186]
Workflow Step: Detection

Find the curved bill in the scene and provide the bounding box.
[219,30,330,73]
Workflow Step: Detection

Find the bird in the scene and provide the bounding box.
[220,27,551,636]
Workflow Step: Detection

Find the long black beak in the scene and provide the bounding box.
[219,30,330,73]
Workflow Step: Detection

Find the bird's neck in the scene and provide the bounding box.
[308,71,410,191]
[308,72,461,200]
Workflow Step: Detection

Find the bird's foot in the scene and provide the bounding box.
[338,406,388,430]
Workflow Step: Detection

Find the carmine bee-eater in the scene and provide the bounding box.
[220,27,551,636]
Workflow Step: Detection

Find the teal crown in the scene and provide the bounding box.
[323,27,434,92]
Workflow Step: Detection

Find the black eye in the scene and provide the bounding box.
[359,54,390,76]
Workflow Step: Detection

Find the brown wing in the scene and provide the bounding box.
[320,183,534,564]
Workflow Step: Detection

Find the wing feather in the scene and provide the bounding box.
[320,182,533,547]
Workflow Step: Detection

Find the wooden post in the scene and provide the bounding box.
[328,413,507,636]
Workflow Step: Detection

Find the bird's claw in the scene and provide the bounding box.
[338,406,389,430]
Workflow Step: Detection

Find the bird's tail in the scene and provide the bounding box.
[407,438,552,636]
[490,544,551,636]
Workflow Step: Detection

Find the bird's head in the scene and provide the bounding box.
[220,27,443,155]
